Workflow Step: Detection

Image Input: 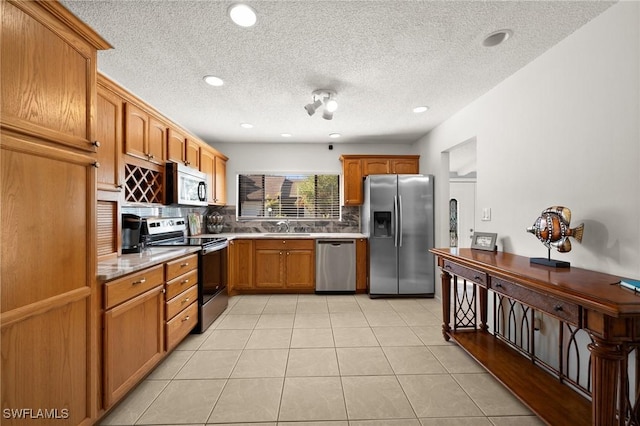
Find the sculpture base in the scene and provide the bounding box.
[530,257,570,268]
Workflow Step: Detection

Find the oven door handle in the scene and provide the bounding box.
[202,241,228,255]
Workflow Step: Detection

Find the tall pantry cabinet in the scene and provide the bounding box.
[1,1,111,425]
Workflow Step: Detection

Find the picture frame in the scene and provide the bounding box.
[470,232,497,251]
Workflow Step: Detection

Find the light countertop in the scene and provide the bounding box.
[209,232,367,240]
[98,233,367,282]
[97,246,200,281]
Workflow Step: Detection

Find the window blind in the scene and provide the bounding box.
[238,174,340,219]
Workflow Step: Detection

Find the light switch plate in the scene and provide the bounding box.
[481,208,491,221]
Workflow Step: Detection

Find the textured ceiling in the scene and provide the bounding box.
[61,0,614,145]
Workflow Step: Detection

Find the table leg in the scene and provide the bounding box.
[479,286,488,332]
[441,270,451,341]
[588,337,625,426]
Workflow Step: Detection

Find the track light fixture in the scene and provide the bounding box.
[304,89,338,120]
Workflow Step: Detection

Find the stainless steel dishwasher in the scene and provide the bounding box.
[315,239,356,292]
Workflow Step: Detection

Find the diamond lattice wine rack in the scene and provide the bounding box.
[125,163,163,204]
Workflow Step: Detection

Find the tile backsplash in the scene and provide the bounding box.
[121,205,361,235]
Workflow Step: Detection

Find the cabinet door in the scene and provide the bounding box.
[200,147,216,204]
[185,138,200,169]
[96,86,123,191]
[254,248,284,288]
[342,158,363,206]
[147,117,167,164]
[285,249,315,289]
[97,197,120,260]
[214,156,227,205]
[124,102,148,160]
[229,240,255,292]
[1,1,100,151]
[1,135,97,425]
[363,158,390,175]
[167,128,186,164]
[391,158,419,174]
[103,285,164,407]
[356,238,368,293]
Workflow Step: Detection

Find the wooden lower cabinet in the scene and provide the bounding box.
[103,284,164,407]
[356,238,368,293]
[165,302,198,351]
[228,239,316,293]
[254,240,315,291]
[284,247,315,289]
[228,239,255,293]
[164,254,198,351]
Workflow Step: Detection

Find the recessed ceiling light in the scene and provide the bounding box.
[228,4,257,27]
[329,133,341,139]
[203,75,224,86]
[281,133,292,138]
[482,29,513,47]
[413,106,429,113]
[240,123,253,129]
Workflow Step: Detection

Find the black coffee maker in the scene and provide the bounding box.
[122,214,143,253]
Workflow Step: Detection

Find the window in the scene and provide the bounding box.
[237,173,340,220]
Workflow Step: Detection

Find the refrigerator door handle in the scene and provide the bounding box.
[398,195,403,247]
[393,195,399,247]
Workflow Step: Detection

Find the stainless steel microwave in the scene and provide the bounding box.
[165,162,208,206]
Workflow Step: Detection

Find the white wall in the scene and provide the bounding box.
[416,1,640,279]
[213,142,415,204]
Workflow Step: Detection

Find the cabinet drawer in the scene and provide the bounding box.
[255,239,314,250]
[165,254,198,281]
[166,285,198,321]
[443,260,487,286]
[165,269,198,300]
[491,277,581,326]
[104,264,164,309]
[165,302,197,350]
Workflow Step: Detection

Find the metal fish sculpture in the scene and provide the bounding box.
[527,206,584,253]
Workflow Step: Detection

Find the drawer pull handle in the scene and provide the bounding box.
[181,262,189,267]
[182,315,190,322]
[495,283,503,288]
[181,279,190,285]
[445,265,452,270]
[182,298,190,304]
[474,275,482,281]
[554,305,564,312]
[132,278,146,285]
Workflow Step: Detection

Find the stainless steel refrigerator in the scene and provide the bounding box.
[361,174,435,296]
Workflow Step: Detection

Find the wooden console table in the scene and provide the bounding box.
[431,248,640,426]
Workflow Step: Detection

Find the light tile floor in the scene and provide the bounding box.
[99,294,544,426]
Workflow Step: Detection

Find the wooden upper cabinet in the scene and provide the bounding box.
[200,147,216,204]
[341,155,420,205]
[185,138,200,169]
[147,117,167,164]
[342,157,364,206]
[214,155,227,205]
[391,157,419,174]
[363,158,390,175]
[97,84,124,191]
[200,145,227,205]
[1,1,110,152]
[124,103,148,160]
[124,103,165,165]
[167,128,187,164]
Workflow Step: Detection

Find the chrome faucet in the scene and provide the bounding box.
[276,219,290,233]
